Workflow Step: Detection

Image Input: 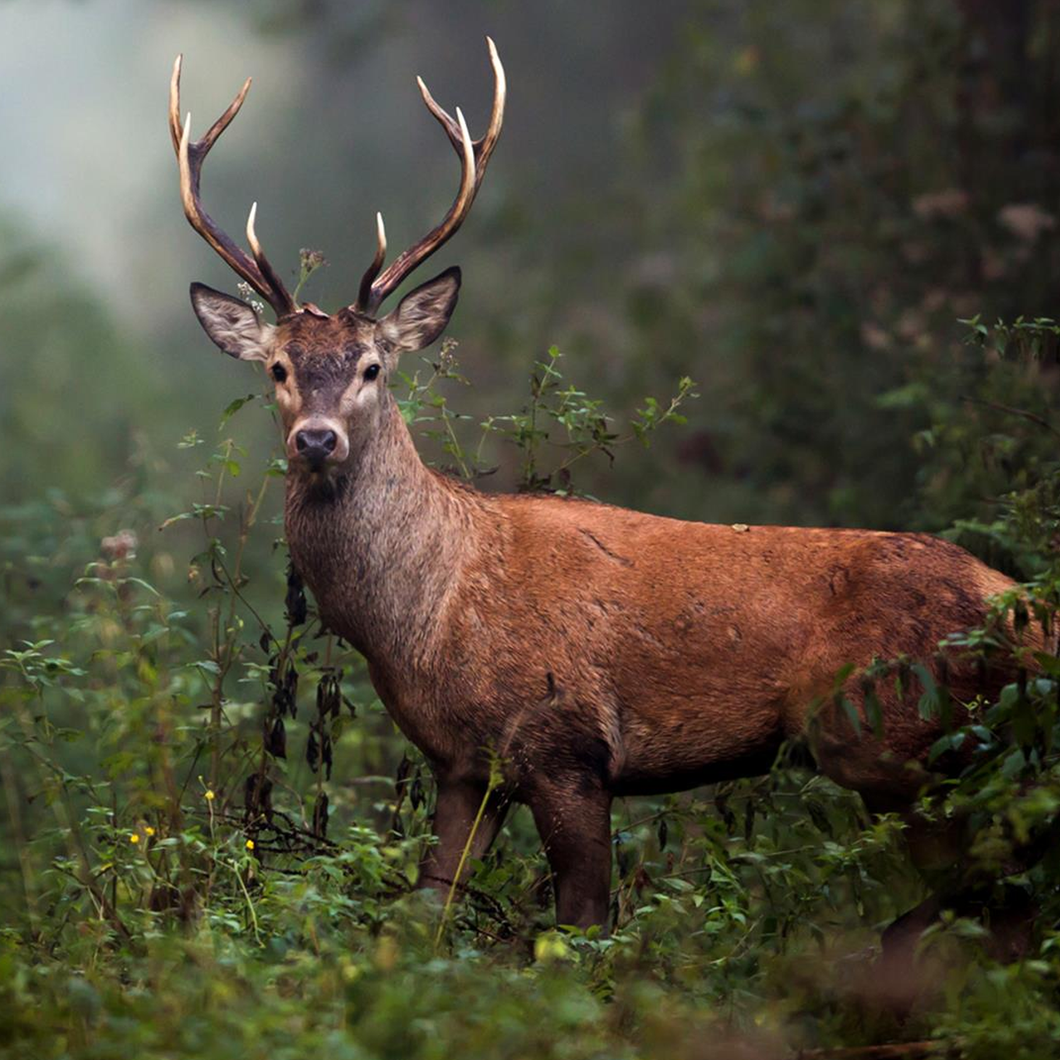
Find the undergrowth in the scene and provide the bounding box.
[2,329,1060,1060]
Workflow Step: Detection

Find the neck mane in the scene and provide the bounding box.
[284,396,482,668]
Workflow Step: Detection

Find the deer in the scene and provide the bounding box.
[169,39,1035,939]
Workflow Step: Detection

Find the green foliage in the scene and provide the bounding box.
[611,0,1060,530]
[5,3,1060,1056]
[399,341,696,494]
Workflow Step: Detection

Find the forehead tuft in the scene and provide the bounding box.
[276,314,374,360]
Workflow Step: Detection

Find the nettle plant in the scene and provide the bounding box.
[400,337,696,491]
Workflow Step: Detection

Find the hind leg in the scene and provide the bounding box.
[528,777,613,932]
[812,693,1037,975]
[869,800,1036,994]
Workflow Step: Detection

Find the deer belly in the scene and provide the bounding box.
[612,688,786,795]
[606,619,789,794]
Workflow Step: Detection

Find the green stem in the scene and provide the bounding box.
[233,857,262,944]
[433,771,501,952]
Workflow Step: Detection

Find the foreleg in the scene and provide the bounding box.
[418,777,509,898]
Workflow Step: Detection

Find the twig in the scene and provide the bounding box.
[433,763,503,951]
[960,395,1060,439]
[794,1041,957,1059]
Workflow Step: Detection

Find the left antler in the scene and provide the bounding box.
[354,36,506,314]
[169,55,298,319]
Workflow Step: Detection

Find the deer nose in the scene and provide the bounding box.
[295,428,338,467]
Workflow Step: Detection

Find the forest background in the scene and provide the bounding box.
[3,2,1060,1057]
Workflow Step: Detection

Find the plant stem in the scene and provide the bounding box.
[433,771,500,952]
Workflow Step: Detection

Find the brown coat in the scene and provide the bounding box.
[284,396,1016,928]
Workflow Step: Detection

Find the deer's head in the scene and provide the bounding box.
[170,41,504,475]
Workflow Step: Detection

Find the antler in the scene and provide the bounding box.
[169,55,298,319]
[355,36,506,314]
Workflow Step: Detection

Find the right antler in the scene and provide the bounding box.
[354,37,506,315]
[169,55,298,319]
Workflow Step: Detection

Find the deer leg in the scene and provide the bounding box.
[884,806,1039,967]
[418,777,508,898]
[529,783,613,932]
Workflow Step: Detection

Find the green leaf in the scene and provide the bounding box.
[839,696,861,735]
[219,393,257,426]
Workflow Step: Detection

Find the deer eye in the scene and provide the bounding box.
[271,363,287,383]
[363,363,381,382]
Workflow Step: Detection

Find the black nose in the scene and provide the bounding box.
[295,428,337,468]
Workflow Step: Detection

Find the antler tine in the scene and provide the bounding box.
[479,37,507,171]
[356,38,506,313]
[356,212,388,313]
[246,202,297,313]
[416,36,507,185]
[168,55,185,154]
[169,56,297,318]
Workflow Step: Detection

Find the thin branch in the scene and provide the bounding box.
[960,395,1060,440]
[794,1041,958,1059]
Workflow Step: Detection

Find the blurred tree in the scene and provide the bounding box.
[0,217,160,503]
[566,0,1060,534]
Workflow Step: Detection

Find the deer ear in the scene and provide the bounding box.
[378,266,460,354]
[190,283,274,362]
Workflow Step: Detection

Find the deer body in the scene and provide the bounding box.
[288,399,1012,791]
[171,41,1020,931]
[284,396,1014,927]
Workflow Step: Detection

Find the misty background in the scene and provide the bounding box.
[3,0,1059,557]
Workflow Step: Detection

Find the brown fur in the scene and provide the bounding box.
[189,278,1025,932]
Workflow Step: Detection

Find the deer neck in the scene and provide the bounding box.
[284,397,474,667]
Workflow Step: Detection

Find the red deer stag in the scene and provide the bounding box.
[170,41,1027,932]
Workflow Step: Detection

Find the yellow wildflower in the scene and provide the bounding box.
[145,826,156,837]
[204,790,215,801]
[129,834,140,844]
[245,839,255,851]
